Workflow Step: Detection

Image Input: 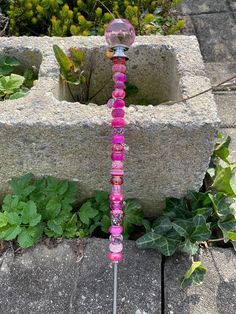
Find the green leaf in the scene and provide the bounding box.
[53,45,73,72]
[136,231,179,256]
[212,166,236,197]
[100,215,110,233]
[0,212,8,227]
[227,231,236,241]
[164,197,191,220]
[45,199,61,219]
[47,220,63,235]
[172,219,191,237]
[218,214,236,241]
[212,135,231,164]
[9,91,27,99]
[142,219,151,232]
[0,74,25,94]
[17,224,43,248]
[69,47,85,71]
[153,216,172,234]
[5,212,22,225]
[190,214,211,241]
[2,225,22,240]
[10,173,34,197]
[79,201,99,225]
[179,239,199,255]
[4,56,21,67]
[125,82,139,98]
[180,261,206,288]
[123,199,144,225]
[95,190,109,204]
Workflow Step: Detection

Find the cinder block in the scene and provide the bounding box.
[0,36,219,216]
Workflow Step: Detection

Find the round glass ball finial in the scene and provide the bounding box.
[105,18,135,48]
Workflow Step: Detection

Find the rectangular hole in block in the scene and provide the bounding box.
[55,44,181,106]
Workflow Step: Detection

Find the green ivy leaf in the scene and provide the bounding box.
[218,214,236,242]
[227,231,236,241]
[100,215,110,233]
[123,199,144,225]
[212,166,236,197]
[179,239,199,255]
[153,216,172,234]
[164,197,192,220]
[212,135,231,164]
[180,261,206,288]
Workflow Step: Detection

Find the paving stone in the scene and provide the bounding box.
[0,238,161,314]
[178,0,229,15]
[214,93,236,127]
[164,248,236,314]
[180,13,236,62]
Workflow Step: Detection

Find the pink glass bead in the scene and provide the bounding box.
[111,118,125,127]
[107,98,114,108]
[112,64,126,73]
[111,169,124,176]
[109,243,123,253]
[109,234,123,244]
[111,210,124,225]
[114,82,125,89]
[114,99,125,108]
[111,152,125,161]
[110,193,124,202]
[112,109,125,118]
[109,225,123,235]
[112,144,124,151]
[112,185,123,194]
[110,176,124,185]
[112,89,126,99]
[112,161,123,168]
[113,57,126,65]
[110,203,124,210]
[112,135,125,143]
[108,251,123,262]
[113,73,126,83]
[105,18,135,47]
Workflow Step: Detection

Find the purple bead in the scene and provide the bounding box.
[111,152,125,161]
[113,72,126,83]
[112,185,123,195]
[112,128,125,135]
[107,98,114,108]
[109,234,123,244]
[114,82,125,89]
[112,109,125,118]
[112,135,125,143]
[110,202,124,210]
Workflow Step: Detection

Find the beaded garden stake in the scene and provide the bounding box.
[105,19,135,314]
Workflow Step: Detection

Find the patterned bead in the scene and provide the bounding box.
[112,161,123,168]
[111,168,124,176]
[112,89,126,99]
[114,99,125,108]
[109,225,123,235]
[114,82,125,89]
[109,243,123,253]
[110,202,124,210]
[113,72,126,83]
[107,98,114,108]
[112,109,125,118]
[112,128,125,136]
[111,210,124,225]
[112,64,126,73]
[109,234,123,244]
[112,135,125,143]
[110,176,124,185]
[109,193,124,202]
[111,152,125,161]
[112,143,124,151]
[111,118,125,127]
[112,185,123,194]
[108,251,123,262]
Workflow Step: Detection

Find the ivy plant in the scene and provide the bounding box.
[136,133,236,287]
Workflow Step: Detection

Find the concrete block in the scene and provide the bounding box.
[164,248,236,314]
[178,0,228,15]
[214,93,236,127]
[220,128,236,162]
[0,36,218,216]
[0,238,162,314]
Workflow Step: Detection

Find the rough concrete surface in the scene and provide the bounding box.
[214,93,236,127]
[0,238,161,314]
[164,248,236,314]
[0,36,218,216]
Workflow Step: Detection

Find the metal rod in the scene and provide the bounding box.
[113,262,118,314]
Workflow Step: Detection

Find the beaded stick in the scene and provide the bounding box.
[105,19,135,314]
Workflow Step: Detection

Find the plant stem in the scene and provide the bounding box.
[87,77,112,103]
[208,237,225,242]
[67,83,76,102]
